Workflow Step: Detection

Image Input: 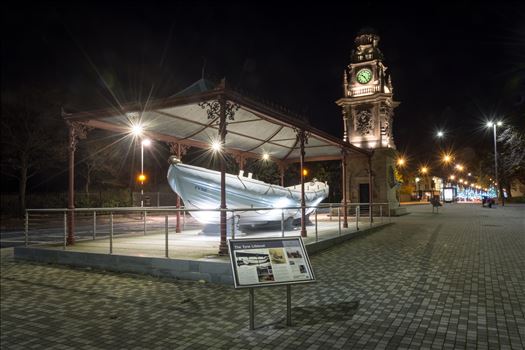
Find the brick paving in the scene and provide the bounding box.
[1,203,524,349]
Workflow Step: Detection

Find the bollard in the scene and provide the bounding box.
[315,208,318,242]
[24,212,29,247]
[338,207,341,236]
[165,215,169,258]
[356,206,360,231]
[143,211,147,235]
[388,203,391,223]
[93,211,97,240]
[110,212,113,254]
[63,211,67,250]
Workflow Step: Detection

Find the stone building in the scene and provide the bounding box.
[336,28,405,215]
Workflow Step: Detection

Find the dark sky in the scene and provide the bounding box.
[2,1,524,168]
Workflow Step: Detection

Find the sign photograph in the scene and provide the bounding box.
[228,237,315,288]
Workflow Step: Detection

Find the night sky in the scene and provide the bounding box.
[2,1,524,169]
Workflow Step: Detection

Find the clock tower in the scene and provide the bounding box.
[336,29,399,149]
[336,29,406,215]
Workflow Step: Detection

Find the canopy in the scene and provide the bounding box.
[64,79,370,164]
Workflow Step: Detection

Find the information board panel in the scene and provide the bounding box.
[228,236,315,289]
[443,187,454,202]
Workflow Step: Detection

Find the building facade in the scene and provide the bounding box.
[336,29,404,214]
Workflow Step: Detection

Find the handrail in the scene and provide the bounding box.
[26,202,389,213]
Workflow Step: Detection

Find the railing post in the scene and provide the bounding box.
[356,205,360,231]
[183,208,186,229]
[143,210,147,235]
[231,211,236,240]
[24,212,29,247]
[109,212,113,254]
[281,210,285,238]
[370,204,373,227]
[93,211,97,240]
[329,203,332,221]
[338,207,341,236]
[315,208,318,242]
[63,211,67,250]
[165,215,169,258]
[380,205,383,224]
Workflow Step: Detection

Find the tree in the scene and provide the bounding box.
[78,137,124,196]
[0,88,66,215]
[498,126,525,197]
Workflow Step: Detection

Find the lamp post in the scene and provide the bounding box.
[140,139,151,207]
[487,121,502,205]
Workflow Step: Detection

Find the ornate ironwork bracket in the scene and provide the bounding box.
[168,142,189,157]
[198,99,239,121]
[67,121,91,152]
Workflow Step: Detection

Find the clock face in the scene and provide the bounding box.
[356,68,372,84]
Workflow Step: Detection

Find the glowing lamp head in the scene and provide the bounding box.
[302,168,308,177]
[415,177,420,183]
[137,173,147,183]
[497,121,502,126]
[262,153,270,161]
[397,158,405,166]
[141,138,151,147]
[443,155,452,163]
[437,131,444,137]
[421,167,428,174]
[211,140,222,152]
[131,124,144,136]
[486,121,494,128]
[449,175,455,180]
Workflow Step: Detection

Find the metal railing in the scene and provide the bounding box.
[22,202,391,256]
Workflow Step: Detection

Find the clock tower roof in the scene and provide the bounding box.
[351,28,383,63]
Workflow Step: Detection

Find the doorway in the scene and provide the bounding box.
[359,183,370,212]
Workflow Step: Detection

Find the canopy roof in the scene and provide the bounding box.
[64,80,370,164]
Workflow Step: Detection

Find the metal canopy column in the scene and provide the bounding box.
[219,96,228,254]
[296,129,309,238]
[368,154,374,223]
[199,89,238,256]
[168,142,188,233]
[342,150,348,228]
[278,163,287,187]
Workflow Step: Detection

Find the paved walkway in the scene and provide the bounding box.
[1,204,524,349]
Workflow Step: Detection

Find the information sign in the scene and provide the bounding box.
[443,187,454,202]
[228,236,315,288]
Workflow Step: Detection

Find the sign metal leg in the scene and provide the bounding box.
[286,285,292,326]
[249,288,255,330]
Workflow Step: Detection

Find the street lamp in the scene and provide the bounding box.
[436,130,444,138]
[140,138,151,207]
[486,121,503,205]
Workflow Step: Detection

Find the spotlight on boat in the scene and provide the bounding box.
[211,140,222,152]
